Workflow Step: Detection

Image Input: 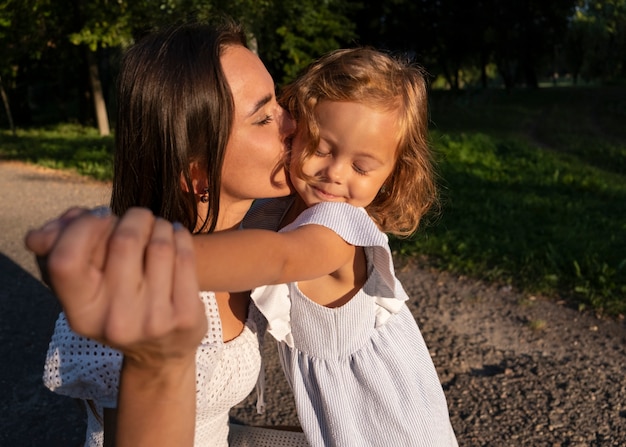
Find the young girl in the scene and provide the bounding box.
[188,47,458,446]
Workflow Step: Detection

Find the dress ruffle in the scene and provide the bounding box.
[251,202,408,347]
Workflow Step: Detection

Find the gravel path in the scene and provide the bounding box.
[0,161,111,446]
[1,161,624,446]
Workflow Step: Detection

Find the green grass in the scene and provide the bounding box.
[1,87,624,315]
[393,86,626,316]
[0,123,114,181]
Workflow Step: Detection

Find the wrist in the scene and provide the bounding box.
[116,353,197,446]
[122,352,196,387]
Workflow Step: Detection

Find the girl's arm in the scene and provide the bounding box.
[193,224,355,292]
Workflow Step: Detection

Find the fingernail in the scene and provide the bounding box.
[41,218,62,232]
[89,206,111,218]
[173,222,185,231]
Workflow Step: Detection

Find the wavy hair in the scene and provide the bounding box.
[280,47,437,236]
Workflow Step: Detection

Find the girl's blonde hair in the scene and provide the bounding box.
[280,47,437,236]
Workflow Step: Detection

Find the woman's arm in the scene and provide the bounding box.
[25,208,204,447]
[114,353,198,447]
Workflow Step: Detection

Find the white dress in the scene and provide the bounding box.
[247,200,458,447]
[43,292,263,447]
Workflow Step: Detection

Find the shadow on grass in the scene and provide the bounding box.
[395,107,626,315]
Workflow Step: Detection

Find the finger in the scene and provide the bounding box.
[171,223,206,342]
[25,207,108,287]
[89,210,117,273]
[103,207,156,287]
[101,208,157,343]
[45,213,117,329]
[143,218,177,336]
[24,207,91,256]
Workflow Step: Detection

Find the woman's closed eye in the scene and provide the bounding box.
[255,114,274,125]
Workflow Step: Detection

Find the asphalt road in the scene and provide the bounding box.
[0,161,111,446]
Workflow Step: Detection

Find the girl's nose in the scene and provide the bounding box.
[323,159,346,183]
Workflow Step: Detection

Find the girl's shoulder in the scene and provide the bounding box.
[283,202,408,314]
[281,202,388,249]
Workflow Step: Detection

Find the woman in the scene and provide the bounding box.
[26,20,305,446]
[28,22,457,447]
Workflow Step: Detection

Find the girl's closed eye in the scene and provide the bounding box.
[352,163,369,175]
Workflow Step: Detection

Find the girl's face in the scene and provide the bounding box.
[219,46,295,210]
[290,100,398,209]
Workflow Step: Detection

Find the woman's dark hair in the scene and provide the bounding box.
[111,20,247,233]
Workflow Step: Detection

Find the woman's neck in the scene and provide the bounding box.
[203,198,255,233]
[279,195,309,229]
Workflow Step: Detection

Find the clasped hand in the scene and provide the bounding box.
[24,207,206,369]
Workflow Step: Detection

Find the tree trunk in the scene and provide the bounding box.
[498,65,514,90]
[0,75,16,136]
[522,57,538,89]
[480,49,488,89]
[440,60,455,91]
[85,48,110,136]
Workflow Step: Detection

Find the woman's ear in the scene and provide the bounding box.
[181,163,208,195]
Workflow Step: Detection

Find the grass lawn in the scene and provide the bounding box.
[0,123,114,181]
[397,86,626,315]
[1,86,624,315]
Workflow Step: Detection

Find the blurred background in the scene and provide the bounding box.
[0,2,624,445]
[1,0,625,132]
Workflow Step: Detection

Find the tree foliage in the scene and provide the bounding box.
[565,0,626,83]
[1,0,623,130]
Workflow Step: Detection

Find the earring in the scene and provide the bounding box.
[379,185,387,194]
[200,188,209,203]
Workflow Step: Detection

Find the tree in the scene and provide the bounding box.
[0,2,18,133]
[64,0,162,136]
[565,0,626,83]
[0,0,56,128]
[250,0,358,84]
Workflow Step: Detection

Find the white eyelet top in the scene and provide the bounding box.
[43,292,262,447]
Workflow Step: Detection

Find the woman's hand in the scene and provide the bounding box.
[26,207,205,446]
[25,207,206,362]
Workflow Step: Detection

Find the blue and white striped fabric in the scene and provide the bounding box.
[245,199,458,447]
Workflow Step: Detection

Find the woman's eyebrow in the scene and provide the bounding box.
[247,94,272,117]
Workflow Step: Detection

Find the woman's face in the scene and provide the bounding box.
[219,46,295,210]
